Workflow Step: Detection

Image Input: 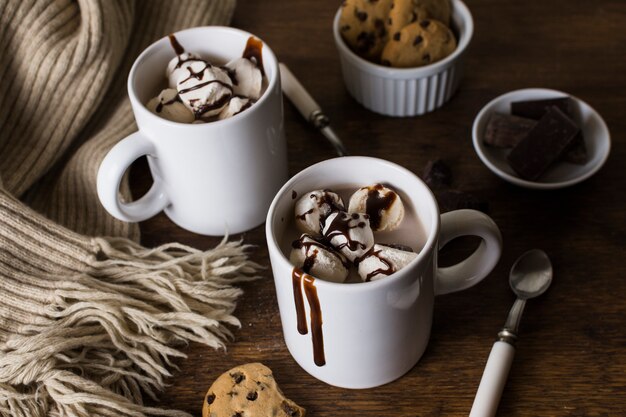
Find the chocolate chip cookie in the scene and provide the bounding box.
[381,19,456,67]
[386,0,432,38]
[202,363,305,417]
[339,0,394,61]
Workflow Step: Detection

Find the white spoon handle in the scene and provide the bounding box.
[469,341,515,417]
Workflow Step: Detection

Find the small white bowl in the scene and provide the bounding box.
[472,88,611,189]
[332,0,473,117]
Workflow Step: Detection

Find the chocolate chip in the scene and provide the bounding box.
[381,59,391,66]
[410,11,417,22]
[356,31,376,53]
[420,20,430,28]
[281,401,301,417]
[393,32,401,41]
[413,35,423,46]
[232,413,243,417]
[390,2,395,9]
[388,17,392,25]
[374,19,386,37]
[341,24,351,32]
[355,9,368,21]
[423,53,431,62]
[206,393,216,404]
[247,391,258,401]
[230,372,245,384]
[341,0,347,6]
[351,213,359,219]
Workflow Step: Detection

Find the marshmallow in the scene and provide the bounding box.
[146,88,194,123]
[225,57,264,100]
[290,234,349,283]
[348,184,404,232]
[218,96,253,120]
[166,52,203,88]
[175,61,233,118]
[295,190,345,236]
[357,244,418,282]
[323,211,374,263]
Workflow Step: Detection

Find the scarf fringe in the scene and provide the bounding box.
[0,237,261,417]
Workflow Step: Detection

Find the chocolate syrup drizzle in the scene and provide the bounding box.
[325,212,369,253]
[364,249,394,281]
[242,36,265,76]
[292,234,350,270]
[168,33,185,55]
[166,33,263,120]
[292,268,325,366]
[155,94,182,113]
[364,184,397,230]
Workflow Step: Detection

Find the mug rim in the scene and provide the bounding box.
[265,156,440,293]
[127,25,279,129]
[332,0,473,78]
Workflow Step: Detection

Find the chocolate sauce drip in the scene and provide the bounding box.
[365,250,395,282]
[155,94,181,113]
[195,93,232,117]
[364,184,397,230]
[302,249,318,273]
[221,66,239,85]
[292,268,308,335]
[292,234,350,269]
[242,36,265,76]
[325,212,368,252]
[168,34,185,55]
[234,98,255,116]
[178,79,233,96]
[302,274,325,366]
[291,268,326,366]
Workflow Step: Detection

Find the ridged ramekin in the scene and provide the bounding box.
[333,0,473,117]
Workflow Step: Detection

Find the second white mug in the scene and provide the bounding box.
[97,26,288,236]
[266,157,502,388]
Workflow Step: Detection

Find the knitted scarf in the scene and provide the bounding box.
[0,1,261,416]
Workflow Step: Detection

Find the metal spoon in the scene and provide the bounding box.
[469,249,553,417]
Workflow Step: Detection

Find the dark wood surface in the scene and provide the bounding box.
[138,1,626,415]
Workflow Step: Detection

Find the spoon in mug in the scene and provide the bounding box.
[469,249,553,417]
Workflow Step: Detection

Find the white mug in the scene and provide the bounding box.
[266,157,502,388]
[97,26,288,235]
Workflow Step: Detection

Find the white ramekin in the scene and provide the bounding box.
[333,0,473,117]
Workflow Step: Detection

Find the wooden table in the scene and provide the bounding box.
[139,0,626,415]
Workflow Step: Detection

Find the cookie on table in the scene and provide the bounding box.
[339,0,394,61]
[202,363,305,417]
[381,19,456,68]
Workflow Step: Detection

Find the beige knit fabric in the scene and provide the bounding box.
[0,1,262,417]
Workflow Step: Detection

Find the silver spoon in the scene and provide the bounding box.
[469,249,553,417]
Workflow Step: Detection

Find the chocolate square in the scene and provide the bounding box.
[511,97,573,120]
[507,106,580,181]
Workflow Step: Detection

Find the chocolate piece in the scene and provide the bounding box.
[436,190,488,214]
[507,106,580,180]
[422,159,452,189]
[564,133,587,164]
[511,97,573,120]
[484,113,537,148]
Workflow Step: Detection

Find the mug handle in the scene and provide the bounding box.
[435,209,502,295]
[97,131,169,222]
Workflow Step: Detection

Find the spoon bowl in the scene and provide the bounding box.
[510,249,553,300]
